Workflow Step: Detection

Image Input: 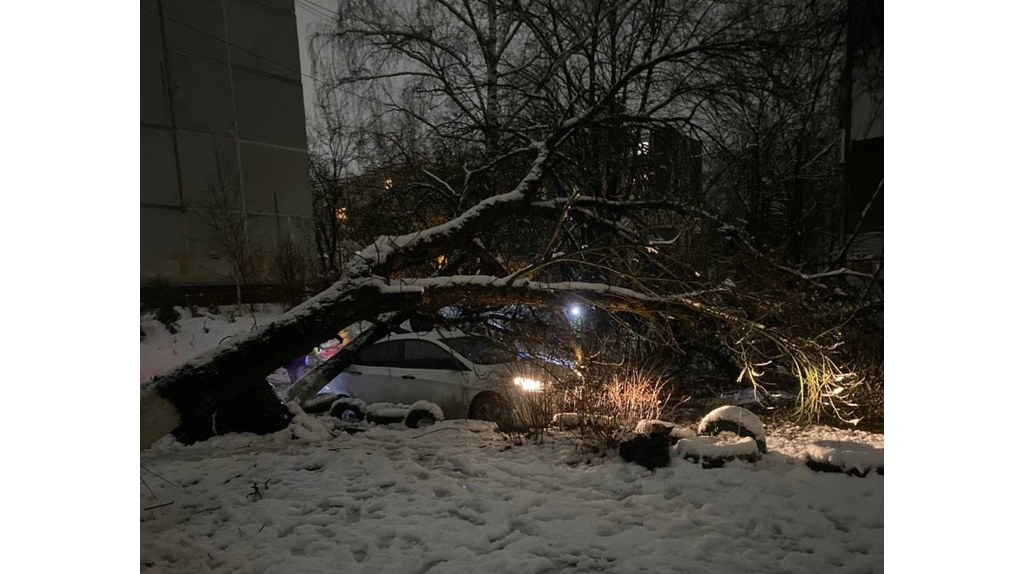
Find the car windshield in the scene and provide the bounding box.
[442,337,517,365]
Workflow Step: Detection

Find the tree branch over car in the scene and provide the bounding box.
[141,0,879,447]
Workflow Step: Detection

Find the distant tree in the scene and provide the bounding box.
[271,235,314,309]
[196,151,265,314]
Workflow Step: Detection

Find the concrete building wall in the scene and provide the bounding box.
[141,0,311,284]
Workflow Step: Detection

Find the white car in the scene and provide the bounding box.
[318,331,546,421]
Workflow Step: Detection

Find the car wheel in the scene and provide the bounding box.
[329,397,366,423]
[468,392,510,423]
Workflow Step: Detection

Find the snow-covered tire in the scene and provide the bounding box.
[634,420,695,443]
[675,435,761,468]
[552,412,582,430]
[329,397,366,423]
[405,409,437,428]
[698,406,768,454]
[804,441,883,477]
[405,401,444,428]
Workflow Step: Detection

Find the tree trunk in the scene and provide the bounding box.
[285,313,409,404]
[140,282,419,448]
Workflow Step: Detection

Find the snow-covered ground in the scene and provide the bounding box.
[141,417,883,573]
[140,306,286,383]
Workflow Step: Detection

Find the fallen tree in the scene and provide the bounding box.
[141,0,878,448]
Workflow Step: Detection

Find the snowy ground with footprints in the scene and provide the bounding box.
[140,414,883,573]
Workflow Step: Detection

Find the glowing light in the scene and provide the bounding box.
[569,305,582,317]
[335,207,348,220]
[384,177,393,190]
[513,376,544,392]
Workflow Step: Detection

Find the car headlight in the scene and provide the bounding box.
[513,376,544,392]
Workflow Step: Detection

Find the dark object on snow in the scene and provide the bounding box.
[404,408,437,429]
[619,434,671,470]
[303,393,340,414]
[806,459,882,478]
[172,381,292,444]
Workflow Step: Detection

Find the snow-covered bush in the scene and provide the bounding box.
[141,277,181,334]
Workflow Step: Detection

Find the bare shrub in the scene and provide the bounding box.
[272,237,314,309]
[549,360,680,447]
[505,388,561,445]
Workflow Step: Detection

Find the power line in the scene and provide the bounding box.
[297,0,335,20]
[296,0,336,21]
[140,4,326,87]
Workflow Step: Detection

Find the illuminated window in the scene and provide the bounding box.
[384,177,393,190]
[335,207,348,220]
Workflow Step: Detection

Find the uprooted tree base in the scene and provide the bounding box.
[173,380,292,445]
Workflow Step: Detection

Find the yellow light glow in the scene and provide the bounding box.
[335,207,348,220]
[513,376,544,392]
[384,177,393,190]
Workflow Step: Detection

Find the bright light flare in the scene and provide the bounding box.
[569,305,582,317]
[513,376,544,392]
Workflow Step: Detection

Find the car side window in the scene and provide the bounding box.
[354,341,403,367]
[402,340,465,371]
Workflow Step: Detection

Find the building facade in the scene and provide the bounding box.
[141,0,311,285]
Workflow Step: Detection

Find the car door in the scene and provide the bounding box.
[388,339,471,406]
[337,339,404,404]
